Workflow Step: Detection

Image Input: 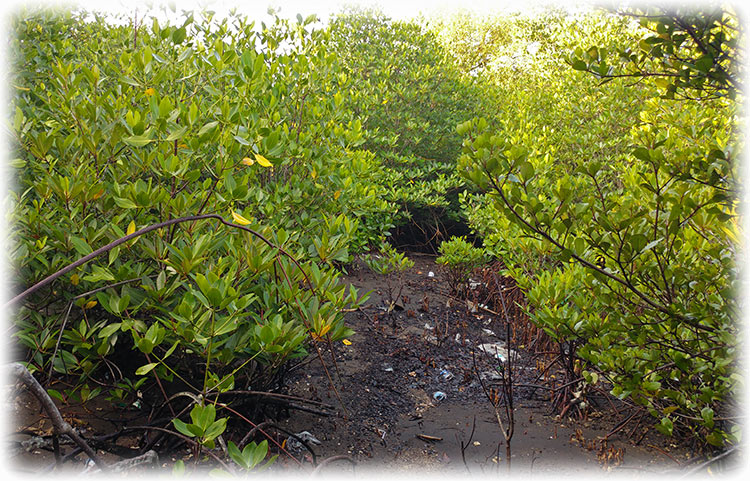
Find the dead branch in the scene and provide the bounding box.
[9,362,108,472]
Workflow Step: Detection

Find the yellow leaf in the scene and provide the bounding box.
[311,169,317,179]
[254,154,272,168]
[241,157,254,166]
[144,87,155,96]
[333,190,341,200]
[84,300,97,309]
[232,211,251,225]
[342,339,352,346]
[71,274,80,286]
[310,324,332,341]
[127,220,136,236]
[92,189,104,200]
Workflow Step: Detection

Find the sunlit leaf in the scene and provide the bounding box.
[254,154,272,168]
[232,211,252,225]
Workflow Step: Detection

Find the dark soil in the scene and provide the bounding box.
[8,253,700,476]
[278,253,695,476]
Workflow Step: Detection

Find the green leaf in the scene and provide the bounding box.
[198,121,219,137]
[233,135,250,145]
[705,431,724,447]
[173,460,185,476]
[191,403,215,428]
[177,47,193,62]
[204,417,227,441]
[632,147,651,162]
[163,340,180,360]
[135,362,158,375]
[83,265,116,283]
[47,389,64,402]
[166,125,188,142]
[259,325,275,345]
[172,27,186,44]
[701,407,715,429]
[123,135,153,147]
[571,60,588,71]
[70,236,93,256]
[159,97,173,117]
[172,418,196,438]
[99,323,122,338]
[113,197,137,209]
[227,441,247,469]
[657,417,673,436]
[519,161,534,180]
[642,238,662,253]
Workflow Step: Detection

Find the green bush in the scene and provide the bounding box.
[9,7,375,415]
[455,7,741,449]
[328,7,491,160]
[436,236,486,296]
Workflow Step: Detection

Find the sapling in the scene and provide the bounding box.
[436,236,487,297]
[362,242,414,313]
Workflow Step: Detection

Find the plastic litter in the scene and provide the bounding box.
[477,342,515,363]
[432,391,446,402]
[286,431,321,453]
[439,369,454,381]
[427,271,435,277]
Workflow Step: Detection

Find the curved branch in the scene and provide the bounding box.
[5,213,312,309]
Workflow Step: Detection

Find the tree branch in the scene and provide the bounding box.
[10,362,108,472]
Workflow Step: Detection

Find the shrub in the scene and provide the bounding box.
[9,8,374,416]
[436,236,486,296]
[455,7,741,449]
[361,242,414,311]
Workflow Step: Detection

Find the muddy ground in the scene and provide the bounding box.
[8,253,709,476]
[278,253,696,476]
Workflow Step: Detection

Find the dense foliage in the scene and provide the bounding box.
[10,7,381,410]
[453,7,741,448]
[7,4,741,468]
[327,9,487,246]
